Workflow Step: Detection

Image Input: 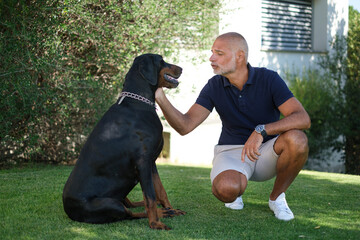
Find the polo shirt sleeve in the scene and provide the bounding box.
[196,79,215,112]
[271,72,294,108]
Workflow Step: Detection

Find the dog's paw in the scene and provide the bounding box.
[161,207,186,217]
[157,207,173,218]
[174,208,186,216]
[150,221,171,230]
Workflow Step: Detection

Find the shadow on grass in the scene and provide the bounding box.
[0,164,359,240]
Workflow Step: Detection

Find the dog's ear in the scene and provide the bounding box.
[139,55,161,86]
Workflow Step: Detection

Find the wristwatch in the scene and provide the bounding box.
[255,124,267,138]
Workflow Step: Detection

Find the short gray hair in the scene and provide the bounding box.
[216,32,249,61]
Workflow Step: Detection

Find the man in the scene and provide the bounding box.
[155,32,311,221]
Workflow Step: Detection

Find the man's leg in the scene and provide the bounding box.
[271,129,309,200]
[212,170,247,203]
[210,145,253,204]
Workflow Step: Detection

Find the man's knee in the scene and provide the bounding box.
[212,182,239,203]
[212,171,245,203]
[277,130,309,155]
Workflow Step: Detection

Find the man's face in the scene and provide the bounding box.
[209,38,236,76]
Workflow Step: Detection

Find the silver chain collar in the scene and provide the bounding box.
[118,91,156,109]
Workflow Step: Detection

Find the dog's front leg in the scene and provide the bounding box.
[124,197,144,208]
[152,165,186,216]
[138,161,170,230]
[152,166,172,208]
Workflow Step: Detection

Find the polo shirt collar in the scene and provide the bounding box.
[223,63,255,87]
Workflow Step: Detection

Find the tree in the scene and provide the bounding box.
[345,6,360,174]
[0,0,220,166]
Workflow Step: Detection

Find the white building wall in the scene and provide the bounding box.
[160,0,348,167]
[160,52,221,167]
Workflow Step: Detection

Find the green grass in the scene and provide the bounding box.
[1,164,359,240]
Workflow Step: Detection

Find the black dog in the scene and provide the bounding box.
[62,54,185,230]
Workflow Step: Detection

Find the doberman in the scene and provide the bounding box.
[62,54,185,230]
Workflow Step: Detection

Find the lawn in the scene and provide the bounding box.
[0,164,359,240]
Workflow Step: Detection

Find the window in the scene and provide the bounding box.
[261,0,312,51]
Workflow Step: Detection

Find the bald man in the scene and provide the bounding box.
[155,32,310,221]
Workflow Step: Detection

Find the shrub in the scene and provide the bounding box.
[286,67,344,169]
[288,31,360,174]
[0,0,220,167]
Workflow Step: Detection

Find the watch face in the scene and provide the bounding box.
[256,125,264,133]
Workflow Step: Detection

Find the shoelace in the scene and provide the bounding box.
[275,201,291,213]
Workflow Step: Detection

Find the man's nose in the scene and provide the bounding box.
[209,53,215,62]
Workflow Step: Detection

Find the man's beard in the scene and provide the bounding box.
[213,56,236,76]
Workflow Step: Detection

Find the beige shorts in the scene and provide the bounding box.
[210,137,279,183]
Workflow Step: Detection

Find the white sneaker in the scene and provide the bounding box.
[225,196,244,210]
[269,192,294,221]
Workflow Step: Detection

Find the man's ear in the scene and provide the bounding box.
[236,50,246,63]
[139,58,158,86]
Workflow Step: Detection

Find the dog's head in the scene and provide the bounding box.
[133,54,182,89]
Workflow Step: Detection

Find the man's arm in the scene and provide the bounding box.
[266,97,311,135]
[155,88,211,136]
[242,97,311,162]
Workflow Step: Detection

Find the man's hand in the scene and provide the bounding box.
[241,131,263,162]
[155,88,166,104]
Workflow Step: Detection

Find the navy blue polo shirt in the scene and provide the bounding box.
[196,63,294,145]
